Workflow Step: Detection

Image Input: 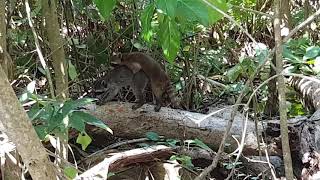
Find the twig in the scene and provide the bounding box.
[231,5,272,18]
[86,137,159,159]
[261,137,277,179]
[226,111,249,180]
[283,8,320,43]
[197,74,227,88]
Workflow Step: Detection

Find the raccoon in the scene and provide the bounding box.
[112,52,178,112]
[93,65,149,110]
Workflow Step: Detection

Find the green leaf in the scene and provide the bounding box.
[170,155,194,168]
[64,166,78,179]
[226,64,242,82]
[76,132,92,151]
[206,0,228,25]
[71,111,113,134]
[141,4,155,42]
[283,46,303,63]
[303,46,320,60]
[61,98,97,117]
[146,132,160,141]
[192,139,212,151]
[34,125,48,140]
[68,60,78,80]
[158,16,180,63]
[69,113,86,132]
[166,139,179,147]
[28,104,54,121]
[156,0,177,17]
[176,0,209,26]
[94,0,116,21]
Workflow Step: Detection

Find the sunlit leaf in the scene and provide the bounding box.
[176,0,209,25]
[94,0,116,21]
[64,166,78,179]
[158,17,180,63]
[206,0,228,25]
[141,4,155,42]
[156,0,177,17]
[27,80,36,93]
[76,132,92,150]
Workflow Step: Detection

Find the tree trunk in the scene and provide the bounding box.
[0,0,13,80]
[89,102,263,155]
[274,0,294,178]
[42,0,69,100]
[0,67,57,179]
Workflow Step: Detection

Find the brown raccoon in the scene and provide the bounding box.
[112,52,178,112]
[93,65,149,110]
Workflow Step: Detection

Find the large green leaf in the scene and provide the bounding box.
[158,17,180,63]
[176,0,209,25]
[156,0,177,17]
[61,98,96,117]
[69,113,86,132]
[303,46,320,61]
[206,0,228,24]
[283,46,303,63]
[141,4,155,42]
[94,0,116,21]
[71,111,113,134]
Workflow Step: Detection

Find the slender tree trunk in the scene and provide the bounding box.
[0,67,57,180]
[42,0,69,100]
[273,1,294,179]
[0,0,13,80]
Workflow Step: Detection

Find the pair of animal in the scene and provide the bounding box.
[94,52,177,112]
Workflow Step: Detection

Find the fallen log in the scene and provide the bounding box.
[89,102,262,155]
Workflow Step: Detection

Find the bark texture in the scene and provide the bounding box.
[90,102,262,155]
[0,0,13,80]
[0,67,57,179]
[274,0,294,178]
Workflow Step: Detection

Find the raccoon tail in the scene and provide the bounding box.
[165,82,179,108]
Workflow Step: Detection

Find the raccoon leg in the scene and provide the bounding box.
[152,86,164,112]
[98,87,120,105]
[131,71,148,110]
